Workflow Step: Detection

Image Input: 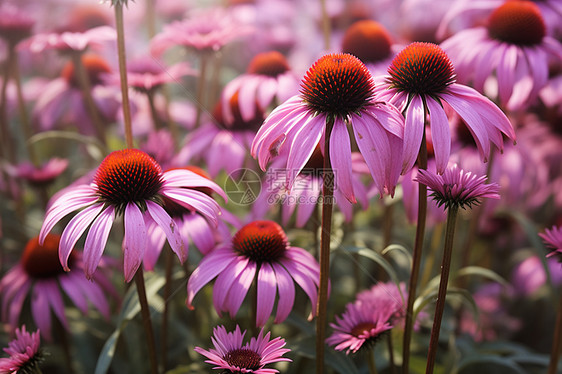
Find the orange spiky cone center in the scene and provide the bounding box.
[487,1,545,46]
[232,220,288,263]
[247,51,290,77]
[342,20,393,64]
[61,54,112,87]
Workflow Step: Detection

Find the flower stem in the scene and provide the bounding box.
[402,130,428,373]
[319,0,331,50]
[70,51,107,147]
[387,332,397,374]
[316,118,334,374]
[548,291,562,374]
[425,205,459,374]
[161,246,174,371]
[145,0,156,38]
[114,2,134,149]
[134,268,159,374]
[194,52,209,129]
[367,349,378,374]
[0,43,17,165]
[146,90,163,130]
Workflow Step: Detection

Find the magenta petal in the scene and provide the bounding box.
[426,98,451,174]
[143,220,167,271]
[285,115,324,187]
[184,214,215,255]
[162,169,227,201]
[213,257,249,315]
[256,262,277,327]
[123,203,147,282]
[59,275,88,313]
[75,274,111,319]
[402,95,425,173]
[272,263,295,323]
[280,258,318,316]
[44,279,68,329]
[225,261,257,318]
[497,44,517,106]
[83,206,115,280]
[59,203,105,271]
[330,120,356,203]
[31,285,52,340]
[145,201,186,265]
[161,189,220,225]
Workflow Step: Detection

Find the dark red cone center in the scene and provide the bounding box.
[232,220,288,263]
[487,1,545,46]
[350,321,378,338]
[342,20,393,64]
[22,234,68,279]
[224,348,262,370]
[62,54,112,87]
[247,51,290,77]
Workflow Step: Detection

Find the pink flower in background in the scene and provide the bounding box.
[0,326,42,374]
[221,51,299,124]
[327,299,395,354]
[415,164,500,210]
[195,325,291,374]
[375,42,515,174]
[252,53,405,199]
[441,1,562,111]
[25,25,116,53]
[39,149,226,282]
[188,220,320,326]
[0,4,35,46]
[511,255,562,296]
[13,158,68,187]
[121,56,195,93]
[0,235,117,341]
[540,225,562,263]
[150,7,253,55]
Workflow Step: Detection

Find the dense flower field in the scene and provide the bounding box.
[0,0,561,373]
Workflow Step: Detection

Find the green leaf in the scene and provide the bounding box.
[28,130,106,160]
[94,330,121,374]
[454,266,508,287]
[456,354,527,374]
[290,337,359,374]
[414,287,478,323]
[381,244,413,268]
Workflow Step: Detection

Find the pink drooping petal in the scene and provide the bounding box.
[184,214,215,255]
[44,279,68,329]
[426,98,451,174]
[330,120,356,203]
[256,77,278,111]
[75,273,111,318]
[402,95,425,173]
[31,284,52,340]
[256,262,277,327]
[143,220,167,271]
[272,263,295,323]
[507,49,533,110]
[187,247,237,308]
[146,201,186,265]
[225,261,257,318]
[212,257,250,315]
[496,44,518,107]
[285,116,325,188]
[162,169,227,200]
[123,203,148,282]
[206,131,246,177]
[83,206,115,280]
[39,185,97,244]
[59,203,105,271]
[295,177,321,228]
[59,275,89,314]
[279,258,318,318]
[238,76,261,121]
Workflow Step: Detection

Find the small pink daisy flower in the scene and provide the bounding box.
[39,149,226,282]
[221,51,299,125]
[26,25,116,53]
[150,7,253,55]
[194,325,291,374]
[13,158,68,187]
[326,300,395,354]
[252,53,405,199]
[375,42,516,174]
[188,220,320,326]
[0,234,117,341]
[441,1,562,111]
[415,164,500,210]
[540,225,562,262]
[0,326,42,374]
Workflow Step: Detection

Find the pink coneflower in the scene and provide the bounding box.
[32,54,120,135]
[176,94,265,177]
[326,300,395,354]
[0,234,117,341]
[39,148,226,282]
[540,225,562,262]
[0,4,35,46]
[194,325,291,374]
[13,158,68,187]
[120,56,195,94]
[415,164,500,210]
[252,53,405,199]
[441,1,562,111]
[221,51,299,125]
[341,20,399,76]
[188,220,320,326]
[25,25,116,53]
[375,42,515,173]
[0,326,43,374]
[252,149,369,227]
[150,7,253,55]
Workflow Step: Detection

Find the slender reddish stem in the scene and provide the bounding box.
[316,118,334,374]
[548,291,562,374]
[425,205,458,373]
[134,268,159,374]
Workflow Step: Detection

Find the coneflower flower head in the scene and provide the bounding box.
[0,326,43,374]
[487,1,545,46]
[342,20,393,65]
[232,220,288,263]
[301,53,374,121]
[247,51,291,77]
[415,164,500,210]
[387,42,456,98]
[539,225,562,262]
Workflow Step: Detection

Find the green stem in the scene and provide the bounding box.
[387,332,396,374]
[146,90,163,130]
[548,291,562,374]
[161,246,173,372]
[402,130,428,374]
[114,3,134,149]
[425,206,459,374]
[145,0,156,38]
[316,118,334,374]
[194,52,209,129]
[134,268,159,374]
[367,348,378,374]
[0,44,16,165]
[70,51,107,147]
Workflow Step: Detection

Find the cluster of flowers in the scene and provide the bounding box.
[0,0,561,373]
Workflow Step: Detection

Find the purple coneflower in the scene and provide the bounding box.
[375,42,515,173]
[252,53,405,199]
[415,163,500,210]
[221,51,299,124]
[194,325,291,374]
[121,57,195,94]
[26,25,116,53]
[441,1,562,111]
[0,234,117,341]
[0,326,43,374]
[540,225,562,262]
[39,148,226,282]
[13,158,68,187]
[0,4,35,46]
[188,220,320,326]
[327,300,395,354]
